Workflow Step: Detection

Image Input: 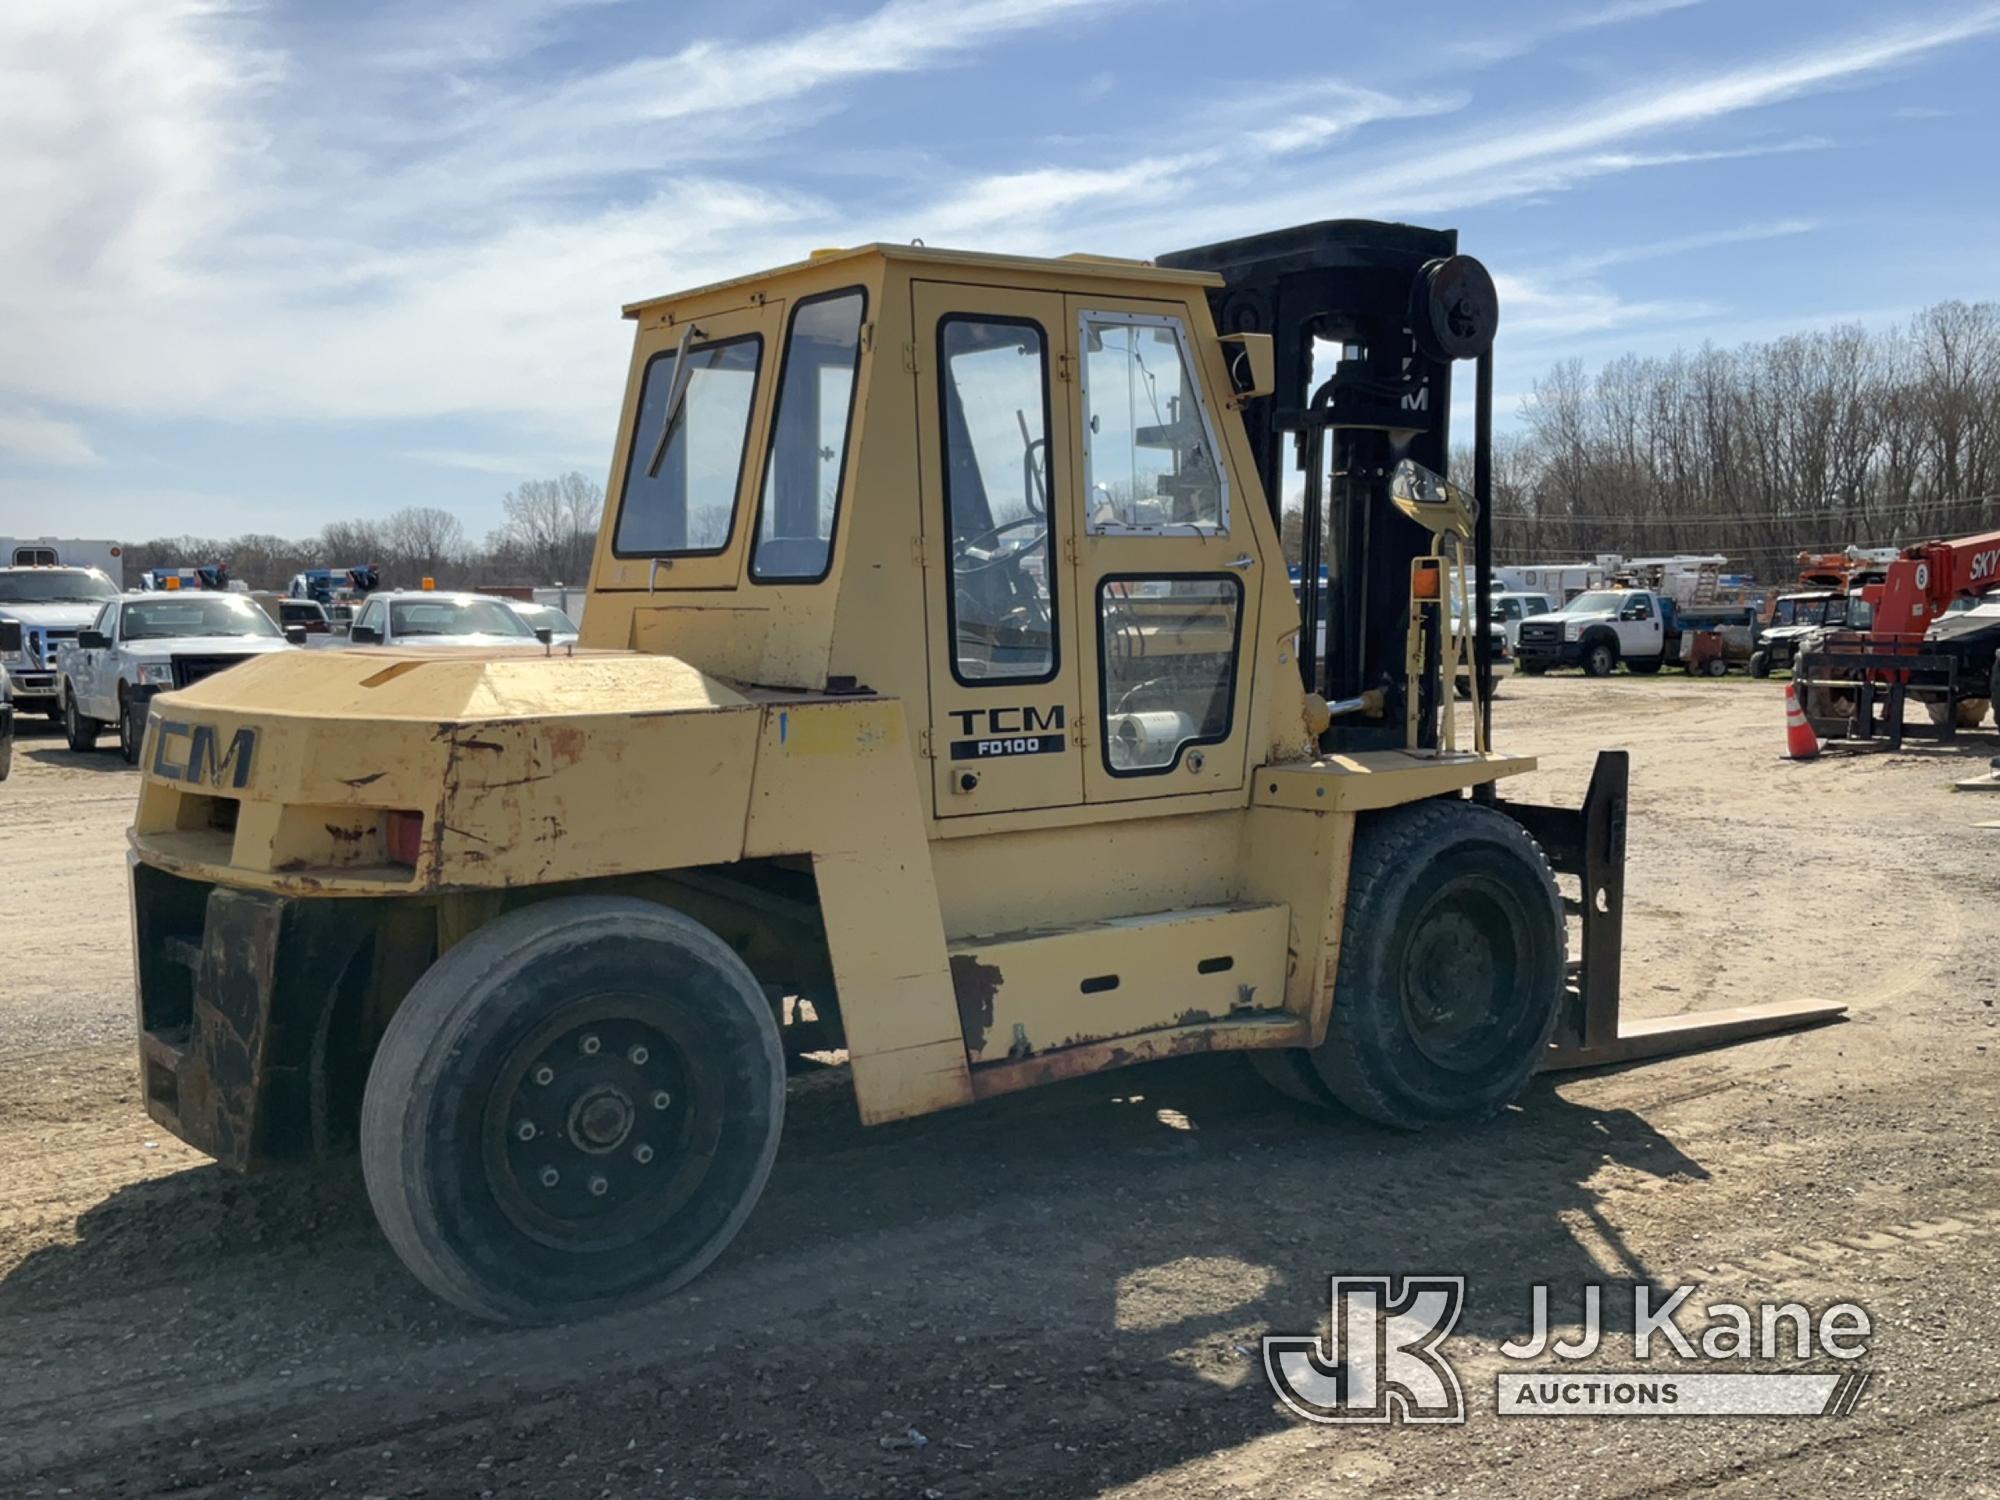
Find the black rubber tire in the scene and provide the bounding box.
[1308,801,1564,1129]
[0,727,11,782]
[360,896,786,1323]
[1627,657,1663,676]
[118,691,144,765]
[1703,657,1728,678]
[1748,652,1771,679]
[1581,640,1617,678]
[1247,1048,1339,1109]
[62,687,101,752]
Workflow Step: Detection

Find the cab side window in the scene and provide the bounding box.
[752,289,866,583]
[353,600,383,639]
[1080,312,1226,535]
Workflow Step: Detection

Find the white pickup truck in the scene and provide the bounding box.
[1514,588,1675,677]
[56,591,300,762]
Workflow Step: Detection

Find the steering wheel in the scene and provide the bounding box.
[953,512,1047,574]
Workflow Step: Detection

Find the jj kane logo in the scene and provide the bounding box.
[1266,1277,1873,1424]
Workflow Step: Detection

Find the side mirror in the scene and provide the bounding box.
[1218,332,1275,401]
[534,626,554,646]
[1389,459,1476,540]
[78,629,110,651]
[0,621,21,653]
[350,624,382,645]
[284,625,308,645]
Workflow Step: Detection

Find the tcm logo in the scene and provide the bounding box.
[1970,547,2000,585]
[1264,1276,1465,1425]
[947,705,1064,737]
[151,719,257,789]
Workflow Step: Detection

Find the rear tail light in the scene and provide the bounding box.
[386,810,424,866]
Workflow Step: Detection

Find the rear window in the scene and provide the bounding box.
[613,334,763,556]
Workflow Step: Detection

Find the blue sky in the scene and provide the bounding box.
[3,0,1998,543]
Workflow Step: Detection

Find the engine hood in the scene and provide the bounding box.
[0,602,100,630]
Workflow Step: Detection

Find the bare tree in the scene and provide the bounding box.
[498,472,603,584]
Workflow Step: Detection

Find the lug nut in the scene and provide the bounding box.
[579,1034,601,1056]
[588,1175,608,1197]
[539,1166,560,1188]
[628,1044,650,1066]
[516,1120,537,1142]
[651,1090,672,1110]
[533,1065,554,1086]
[633,1143,654,1165]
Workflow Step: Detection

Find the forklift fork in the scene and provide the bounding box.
[1499,750,1846,1069]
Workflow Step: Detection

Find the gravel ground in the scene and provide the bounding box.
[0,675,1995,1498]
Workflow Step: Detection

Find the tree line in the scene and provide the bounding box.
[116,473,604,593]
[1484,300,2000,578]
[1275,300,2000,580]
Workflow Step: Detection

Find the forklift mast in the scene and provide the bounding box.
[1159,220,1499,752]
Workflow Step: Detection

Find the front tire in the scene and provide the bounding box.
[62,687,101,752]
[118,691,145,764]
[1308,801,1564,1129]
[1582,641,1617,678]
[361,896,786,1323]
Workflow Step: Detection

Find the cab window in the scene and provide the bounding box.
[613,334,762,557]
[1099,576,1242,774]
[1079,312,1225,534]
[939,315,1058,684]
[752,289,866,583]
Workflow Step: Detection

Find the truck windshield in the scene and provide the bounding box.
[123,596,281,640]
[1561,591,1626,614]
[0,569,118,604]
[390,598,532,637]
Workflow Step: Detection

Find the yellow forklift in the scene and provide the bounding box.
[125,221,1842,1321]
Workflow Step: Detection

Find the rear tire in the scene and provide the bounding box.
[1748,652,1771,679]
[1247,1049,1338,1109]
[361,896,786,1323]
[1308,801,1564,1129]
[62,687,101,752]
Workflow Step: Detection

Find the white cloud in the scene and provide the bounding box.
[1559,217,1821,273]
[0,406,101,467]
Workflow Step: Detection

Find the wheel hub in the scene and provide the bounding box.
[569,1085,635,1154]
[485,1011,693,1250]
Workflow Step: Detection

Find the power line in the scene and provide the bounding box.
[1491,493,2000,527]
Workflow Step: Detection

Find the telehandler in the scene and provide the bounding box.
[126,221,1843,1322]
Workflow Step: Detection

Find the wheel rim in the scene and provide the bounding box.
[1397,873,1532,1073]
[480,1000,720,1254]
[1590,647,1612,674]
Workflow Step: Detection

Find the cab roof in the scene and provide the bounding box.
[622,242,1224,319]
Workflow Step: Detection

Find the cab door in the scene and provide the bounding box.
[913,281,1083,818]
[1063,297,1261,804]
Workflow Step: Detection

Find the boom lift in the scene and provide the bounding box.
[1794,527,2000,742]
[124,222,1844,1322]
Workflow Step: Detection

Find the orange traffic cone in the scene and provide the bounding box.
[1784,682,1819,760]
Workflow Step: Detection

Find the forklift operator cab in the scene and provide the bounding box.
[586,251,1279,822]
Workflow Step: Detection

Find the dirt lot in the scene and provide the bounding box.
[1,677,1996,1499]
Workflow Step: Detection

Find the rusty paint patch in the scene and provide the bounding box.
[324,823,368,843]
[949,953,1001,1057]
[547,725,587,766]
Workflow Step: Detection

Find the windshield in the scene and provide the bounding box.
[0,568,119,605]
[1772,597,1829,626]
[513,605,578,634]
[390,598,532,638]
[123,595,281,640]
[1560,591,1629,614]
